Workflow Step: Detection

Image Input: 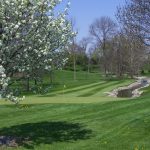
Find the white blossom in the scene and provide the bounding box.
[0,0,74,103]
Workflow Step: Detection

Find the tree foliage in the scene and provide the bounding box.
[117,0,150,46]
[0,0,74,103]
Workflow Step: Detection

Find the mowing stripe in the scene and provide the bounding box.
[78,81,124,97]
[39,81,106,97]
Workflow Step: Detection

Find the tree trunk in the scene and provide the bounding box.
[26,77,30,91]
[73,53,76,80]
[88,58,90,74]
[34,78,37,85]
[50,71,53,84]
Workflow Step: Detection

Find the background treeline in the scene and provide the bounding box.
[65,0,150,79]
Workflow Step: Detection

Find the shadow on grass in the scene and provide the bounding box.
[0,121,92,149]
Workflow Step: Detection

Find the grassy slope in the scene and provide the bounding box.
[43,70,102,91]
[0,93,150,150]
[1,70,134,105]
[0,71,149,150]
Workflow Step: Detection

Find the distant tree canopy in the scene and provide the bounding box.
[87,13,147,78]
[89,16,117,76]
[65,42,88,71]
[117,0,150,46]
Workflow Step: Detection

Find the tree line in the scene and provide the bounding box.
[66,0,150,79]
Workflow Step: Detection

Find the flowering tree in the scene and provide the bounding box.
[0,0,74,103]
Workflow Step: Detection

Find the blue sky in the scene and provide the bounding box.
[66,0,126,42]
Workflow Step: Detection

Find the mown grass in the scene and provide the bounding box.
[43,70,102,91]
[1,70,149,150]
[0,92,150,150]
[0,78,133,105]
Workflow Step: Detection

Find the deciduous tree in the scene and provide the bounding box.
[0,0,74,103]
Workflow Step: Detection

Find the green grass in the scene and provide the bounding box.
[0,94,150,150]
[1,77,133,105]
[43,70,102,91]
[11,70,102,96]
[1,70,149,150]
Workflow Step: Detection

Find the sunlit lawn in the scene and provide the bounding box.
[0,71,149,150]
